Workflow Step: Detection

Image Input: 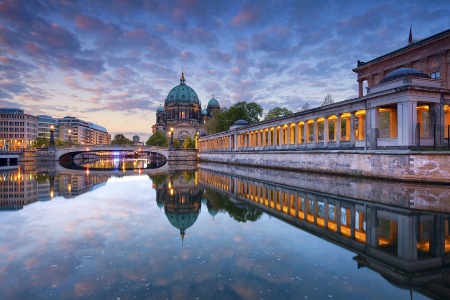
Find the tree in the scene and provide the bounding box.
[173,138,181,149]
[182,136,195,148]
[111,134,131,145]
[215,101,263,132]
[55,139,68,146]
[264,107,293,121]
[204,109,221,134]
[34,137,49,148]
[147,131,168,146]
[322,94,334,106]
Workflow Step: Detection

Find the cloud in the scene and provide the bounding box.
[231,1,273,28]
[209,49,232,64]
[74,13,122,38]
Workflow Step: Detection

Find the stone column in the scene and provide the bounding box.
[358,79,364,98]
[294,123,298,147]
[280,127,284,146]
[397,102,417,147]
[286,125,291,146]
[367,107,380,149]
[302,123,307,149]
[350,112,355,147]
[429,99,445,147]
[313,119,318,147]
[324,116,329,148]
[336,115,341,148]
[305,122,310,144]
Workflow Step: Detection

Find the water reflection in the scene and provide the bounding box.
[1,163,449,299]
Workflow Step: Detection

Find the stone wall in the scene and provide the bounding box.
[167,149,197,161]
[198,150,450,183]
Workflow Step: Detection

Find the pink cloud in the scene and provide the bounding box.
[231,6,263,27]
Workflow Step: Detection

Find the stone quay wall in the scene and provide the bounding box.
[198,150,450,184]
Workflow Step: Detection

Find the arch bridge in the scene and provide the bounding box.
[55,145,169,161]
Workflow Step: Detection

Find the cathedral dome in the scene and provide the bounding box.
[208,97,219,107]
[157,105,164,112]
[165,72,200,104]
[165,210,199,232]
[379,68,429,84]
[201,108,207,115]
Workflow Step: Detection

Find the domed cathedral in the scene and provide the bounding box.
[152,71,220,145]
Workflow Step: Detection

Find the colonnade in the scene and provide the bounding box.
[199,109,368,152]
[199,100,450,152]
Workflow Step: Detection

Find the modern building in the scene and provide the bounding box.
[152,72,220,145]
[353,28,450,97]
[89,122,111,145]
[57,117,110,145]
[37,115,59,139]
[0,108,38,150]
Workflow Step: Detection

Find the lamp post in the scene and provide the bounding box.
[169,127,174,150]
[49,124,55,149]
[68,129,72,146]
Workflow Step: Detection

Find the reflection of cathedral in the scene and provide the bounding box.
[152,72,220,145]
[152,172,204,243]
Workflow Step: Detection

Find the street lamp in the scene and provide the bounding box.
[169,127,174,150]
[49,124,55,149]
[68,129,72,146]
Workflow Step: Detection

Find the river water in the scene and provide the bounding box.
[1,160,449,299]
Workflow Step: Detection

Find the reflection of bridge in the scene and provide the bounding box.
[0,151,21,166]
[198,163,450,299]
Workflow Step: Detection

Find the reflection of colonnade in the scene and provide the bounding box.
[198,167,450,295]
[199,71,450,152]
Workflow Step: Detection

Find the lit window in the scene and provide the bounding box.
[430,71,440,79]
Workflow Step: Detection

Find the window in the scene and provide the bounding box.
[430,71,440,79]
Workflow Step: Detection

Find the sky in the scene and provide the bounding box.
[1,0,449,141]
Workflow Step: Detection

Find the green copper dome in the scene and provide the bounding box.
[201,108,207,115]
[157,105,164,112]
[165,72,200,104]
[208,97,219,107]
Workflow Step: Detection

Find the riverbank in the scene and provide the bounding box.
[198,150,450,184]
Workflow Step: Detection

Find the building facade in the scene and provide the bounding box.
[0,108,38,150]
[152,72,220,145]
[353,28,450,97]
[57,116,110,145]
